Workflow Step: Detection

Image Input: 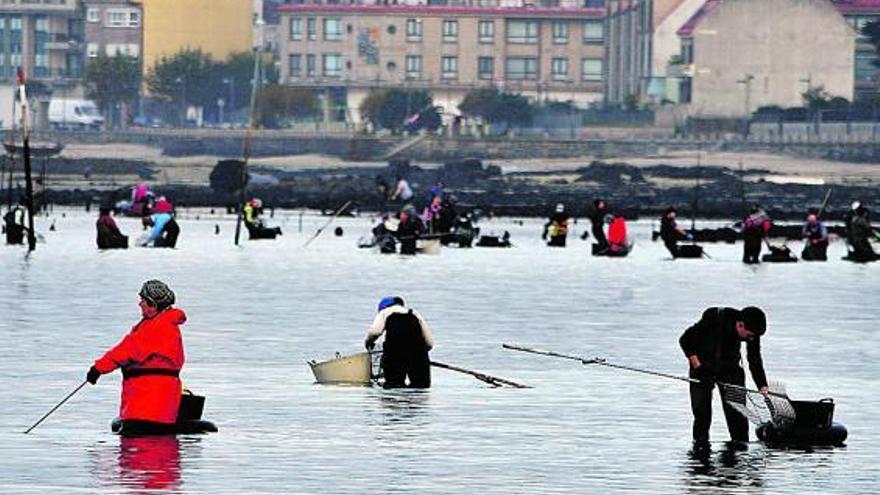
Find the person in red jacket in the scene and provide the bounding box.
[87,280,185,433]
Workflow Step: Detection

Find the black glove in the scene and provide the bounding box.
[365,338,375,351]
[86,366,101,385]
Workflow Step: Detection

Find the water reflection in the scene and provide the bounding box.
[92,435,185,494]
[374,389,431,426]
[683,443,766,493]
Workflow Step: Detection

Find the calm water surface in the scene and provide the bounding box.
[0,209,877,494]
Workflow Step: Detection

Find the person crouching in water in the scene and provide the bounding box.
[660,207,692,258]
[86,280,186,434]
[395,207,424,255]
[801,208,828,261]
[741,204,771,264]
[679,307,769,450]
[365,296,434,389]
[142,196,179,248]
[542,203,571,247]
[96,207,129,249]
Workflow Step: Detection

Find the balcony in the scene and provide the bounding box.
[44,32,81,50]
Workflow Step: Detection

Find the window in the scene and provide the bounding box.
[582,19,603,43]
[406,18,422,41]
[290,18,302,40]
[106,8,139,28]
[306,54,316,76]
[405,54,422,79]
[506,57,537,80]
[478,56,494,80]
[507,20,538,44]
[581,58,602,81]
[323,18,342,41]
[850,16,878,42]
[478,20,494,43]
[551,57,568,81]
[442,20,458,42]
[87,8,100,23]
[855,51,877,82]
[86,43,98,58]
[552,20,568,44]
[307,18,316,41]
[441,56,457,79]
[323,53,342,77]
[289,54,302,76]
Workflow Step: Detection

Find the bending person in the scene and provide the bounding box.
[365,296,434,389]
[86,280,186,435]
[679,307,769,450]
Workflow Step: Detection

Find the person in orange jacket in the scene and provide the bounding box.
[87,280,185,432]
[607,213,629,253]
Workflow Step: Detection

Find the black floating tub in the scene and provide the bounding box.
[756,398,847,447]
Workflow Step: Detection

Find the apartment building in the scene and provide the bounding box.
[676,0,854,118]
[0,0,84,83]
[83,0,142,60]
[604,0,651,105]
[833,0,880,100]
[277,0,606,122]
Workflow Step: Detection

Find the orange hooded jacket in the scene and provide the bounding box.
[93,308,186,424]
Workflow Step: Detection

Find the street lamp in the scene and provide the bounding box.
[222,77,235,122]
[736,73,754,137]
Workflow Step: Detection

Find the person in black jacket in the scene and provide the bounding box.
[590,199,609,250]
[365,296,434,389]
[660,207,692,257]
[679,307,769,447]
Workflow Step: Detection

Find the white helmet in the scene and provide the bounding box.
[851,201,861,211]
[555,203,565,213]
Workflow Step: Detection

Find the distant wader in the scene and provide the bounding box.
[381,310,430,389]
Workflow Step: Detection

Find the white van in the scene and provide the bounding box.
[48,98,104,130]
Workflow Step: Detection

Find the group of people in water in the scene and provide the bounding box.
[94,183,181,249]
[539,197,878,263]
[86,276,769,453]
[367,177,480,254]
[542,199,631,256]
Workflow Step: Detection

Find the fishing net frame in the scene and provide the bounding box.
[719,381,796,429]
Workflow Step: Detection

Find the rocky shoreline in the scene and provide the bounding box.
[22,156,879,221]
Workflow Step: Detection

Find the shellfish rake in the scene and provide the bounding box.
[502,343,796,428]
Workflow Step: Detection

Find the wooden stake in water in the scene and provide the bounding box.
[234,49,262,246]
[17,67,35,251]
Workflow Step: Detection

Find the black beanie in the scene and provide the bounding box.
[741,307,766,335]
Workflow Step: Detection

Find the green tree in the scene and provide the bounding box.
[256,85,319,128]
[359,89,439,133]
[146,48,221,121]
[84,53,141,128]
[459,88,534,130]
[219,51,279,113]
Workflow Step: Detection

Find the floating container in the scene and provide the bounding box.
[308,351,378,385]
[757,398,847,447]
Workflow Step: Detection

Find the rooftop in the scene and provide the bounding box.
[277,0,604,17]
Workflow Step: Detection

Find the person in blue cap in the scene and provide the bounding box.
[365,296,434,388]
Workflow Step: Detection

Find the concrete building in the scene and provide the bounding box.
[138,0,253,73]
[83,0,142,61]
[277,0,606,123]
[604,0,652,105]
[677,0,855,118]
[0,0,84,84]
[832,0,880,100]
[645,0,703,103]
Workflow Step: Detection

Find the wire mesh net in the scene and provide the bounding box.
[720,382,796,429]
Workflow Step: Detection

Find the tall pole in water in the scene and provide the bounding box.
[234,43,263,246]
[17,67,36,251]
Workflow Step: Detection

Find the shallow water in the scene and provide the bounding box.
[0,209,877,494]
